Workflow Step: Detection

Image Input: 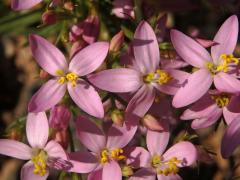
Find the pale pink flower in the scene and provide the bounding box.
[112,0,134,19]
[28,34,109,118]
[0,112,72,180]
[89,21,189,118]
[11,0,42,10]
[69,116,137,180]
[221,117,240,158]
[171,15,240,108]
[126,130,197,180]
[181,90,240,129]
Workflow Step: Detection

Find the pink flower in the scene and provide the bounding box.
[221,117,240,158]
[69,116,137,180]
[28,34,109,118]
[11,0,42,10]
[126,130,197,180]
[112,0,135,19]
[89,21,189,118]
[181,90,240,129]
[171,15,240,108]
[0,112,72,180]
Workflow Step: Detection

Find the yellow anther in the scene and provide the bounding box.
[156,69,172,85]
[57,72,78,87]
[31,150,48,177]
[121,165,134,177]
[143,72,155,83]
[111,148,126,161]
[156,156,181,176]
[143,69,172,85]
[55,69,65,76]
[211,94,230,108]
[206,54,239,74]
[151,155,161,168]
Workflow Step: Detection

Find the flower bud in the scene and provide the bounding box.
[49,105,71,130]
[111,109,124,126]
[112,0,135,19]
[142,114,164,131]
[53,130,69,149]
[42,11,58,25]
[39,69,49,79]
[121,165,133,177]
[64,2,74,11]
[110,31,124,52]
[82,16,100,44]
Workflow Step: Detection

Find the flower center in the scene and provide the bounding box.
[56,69,78,87]
[205,54,239,75]
[151,155,181,176]
[31,149,48,176]
[210,94,230,108]
[100,148,126,164]
[143,69,172,85]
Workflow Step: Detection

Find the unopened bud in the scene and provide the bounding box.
[121,165,133,177]
[42,11,58,25]
[110,31,124,52]
[53,130,69,149]
[64,2,74,11]
[49,105,71,130]
[142,114,164,131]
[39,69,49,79]
[111,109,124,126]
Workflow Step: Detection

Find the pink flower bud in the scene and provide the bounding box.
[142,114,165,131]
[69,23,84,43]
[39,69,49,79]
[110,31,124,52]
[42,11,58,25]
[53,130,69,149]
[49,105,71,130]
[82,16,100,44]
[111,109,124,126]
[112,0,135,19]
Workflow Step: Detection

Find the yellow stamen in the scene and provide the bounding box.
[211,94,230,108]
[151,155,161,168]
[100,148,126,164]
[55,69,65,76]
[31,150,48,177]
[205,54,239,74]
[121,165,133,177]
[143,69,172,85]
[56,70,78,87]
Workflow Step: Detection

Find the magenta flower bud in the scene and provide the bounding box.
[112,0,135,19]
[49,105,71,130]
[82,16,100,44]
[142,114,165,131]
[110,31,124,52]
[42,11,58,25]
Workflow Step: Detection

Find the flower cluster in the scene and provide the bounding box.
[1,0,240,179]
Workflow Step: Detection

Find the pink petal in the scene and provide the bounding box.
[11,0,42,10]
[211,15,238,63]
[69,42,109,76]
[102,161,122,180]
[125,147,150,168]
[106,123,137,149]
[76,116,106,153]
[157,174,182,180]
[68,79,104,118]
[154,69,190,95]
[126,85,156,117]
[133,21,160,74]
[227,95,240,113]
[221,117,240,158]
[0,139,31,160]
[26,112,49,148]
[21,161,49,180]
[214,72,240,93]
[44,140,67,159]
[161,59,189,69]
[147,130,170,156]
[69,151,98,173]
[180,94,217,120]
[129,168,156,180]
[88,68,142,93]
[170,29,212,68]
[88,169,103,180]
[29,34,68,76]
[172,69,213,108]
[112,0,134,19]
[28,79,66,112]
[163,141,197,167]
[223,108,240,125]
[195,38,219,48]
[191,108,222,129]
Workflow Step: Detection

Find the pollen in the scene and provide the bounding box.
[205,54,239,74]
[57,71,78,87]
[151,155,161,168]
[143,69,172,85]
[210,94,230,108]
[31,150,48,177]
[100,148,126,164]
